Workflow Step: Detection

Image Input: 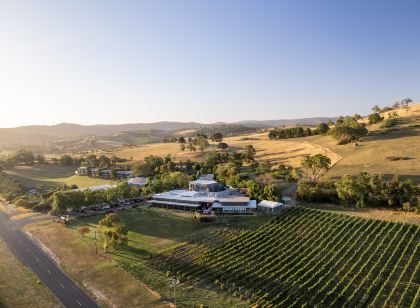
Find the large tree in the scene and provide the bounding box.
[99,213,128,252]
[211,133,224,142]
[301,154,331,182]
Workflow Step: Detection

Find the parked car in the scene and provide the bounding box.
[66,208,74,213]
[101,204,111,210]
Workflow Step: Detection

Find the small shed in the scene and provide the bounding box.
[258,200,284,214]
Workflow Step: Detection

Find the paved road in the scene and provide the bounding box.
[0,211,99,308]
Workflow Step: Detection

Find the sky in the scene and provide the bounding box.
[0,0,419,127]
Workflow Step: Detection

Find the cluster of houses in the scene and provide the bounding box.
[151,174,292,215]
[74,167,292,215]
[75,166,134,180]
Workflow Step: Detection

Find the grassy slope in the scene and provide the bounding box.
[5,164,112,188]
[0,238,59,308]
[25,207,270,307]
[310,104,420,181]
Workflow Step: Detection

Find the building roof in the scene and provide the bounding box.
[189,179,218,185]
[258,200,284,208]
[153,190,216,203]
[78,184,116,191]
[199,174,215,180]
[128,177,147,185]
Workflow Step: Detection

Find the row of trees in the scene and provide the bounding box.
[51,182,140,214]
[268,123,330,140]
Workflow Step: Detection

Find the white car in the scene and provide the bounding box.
[101,205,110,210]
[81,206,87,210]
[66,208,74,213]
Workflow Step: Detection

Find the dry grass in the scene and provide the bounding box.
[23,221,166,308]
[0,238,59,308]
[302,203,420,225]
[308,103,420,181]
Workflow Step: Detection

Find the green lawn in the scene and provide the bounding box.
[5,165,112,188]
[69,207,271,307]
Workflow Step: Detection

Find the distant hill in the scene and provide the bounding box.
[235,117,337,128]
[0,117,337,147]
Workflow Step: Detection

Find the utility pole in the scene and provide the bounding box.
[94,229,97,255]
[171,275,177,307]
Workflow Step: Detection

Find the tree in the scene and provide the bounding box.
[98,155,111,168]
[178,136,186,144]
[215,163,240,183]
[36,154,46,164]
[99,213,128,252]
[60,155,74,166]
[256,161,272,174]
[211,133,224,142]
[368,113,384,125]
[7,150,35,165]
[242,145,256,162]
[85,154,98,167]
[217,142,229,151]
[317,123,330,134]
[353,114,362,121]
[301,154,331,182]
[371,105,381,113]
[263,184,282,202]
[330,116,368,144]
[392,101,400,109]
[180,143,186,152]
[401,97,412,106]
[187,143,196,153]
[195,136,209,152]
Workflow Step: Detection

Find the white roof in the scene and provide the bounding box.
[258,200,284,208]
[189,179,218,185]
[199,174,215,180]
[78,184,116,191]
[128,177,147,185]
[153,190,216,203]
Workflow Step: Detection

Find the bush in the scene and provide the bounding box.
[368,113,384,124]
[380,118,398,128]
[296,181,338,203]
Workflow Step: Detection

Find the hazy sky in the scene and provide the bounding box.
[1,0,419,127]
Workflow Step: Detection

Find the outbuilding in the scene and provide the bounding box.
[258,200,284,214]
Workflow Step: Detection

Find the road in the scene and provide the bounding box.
[0,211,99,308]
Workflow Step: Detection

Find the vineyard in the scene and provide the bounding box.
[154,207,420,307]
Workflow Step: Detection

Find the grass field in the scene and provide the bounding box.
[4,165,112,188]
[25,207,271,307]
[0,238,59,308]
[157,207,420,307]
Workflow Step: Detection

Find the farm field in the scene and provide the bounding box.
[25,207,271,307]
[0,238,59,307]
[157,207,420,307]
[4,165,112,188]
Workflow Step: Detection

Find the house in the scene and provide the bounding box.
[99,169,112,179]
[75,166,89,176]
[115,170,134,179]
[127,177,147,187]
[151,178,256,215]
[90,168,100,177]
[258,200,286,214]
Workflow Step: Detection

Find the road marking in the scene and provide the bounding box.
[76,300,82,306]
[60,283,65,289]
